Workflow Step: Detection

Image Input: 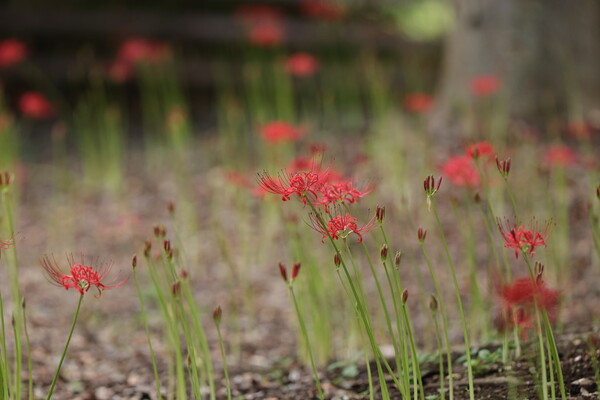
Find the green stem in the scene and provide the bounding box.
[46,294,84,400]
[133,269,163,400]
[290,286,325,400]
[431,200,475,400]
[215,323,232,400]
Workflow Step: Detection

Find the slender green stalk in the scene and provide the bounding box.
[401,299,425,400]
[0,292,11,399]
[215,319,232,400]
[23,301,33,400]
[46,294,84,400]
[431,306,445,400]
[132,268,163,400]
[289,286,325,400]
[420,243,454,400]
[430,200,475,400]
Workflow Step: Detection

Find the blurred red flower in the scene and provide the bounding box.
[404,93,433,113]
[236,4,282,24]
[470,74,500,97]
[19,92,54,119]
[543,145,577,167]
[300,0,345,20]
[439,155,480,187]
[248,23,283,47]
[260,121,303,143]
[0,38,27,68]
[285,52,319,77]
[317,181,372,212]
[566,121,593,140]
[466,141,495,160]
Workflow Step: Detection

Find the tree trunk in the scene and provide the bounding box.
[430,0,600,141]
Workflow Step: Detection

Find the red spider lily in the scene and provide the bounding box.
[543,145,577,167]
[41,254,128,296]
[496,276,559,337]
[0,38,27,68]
[439,155,480,187]
[19,92,54,119]
[498,219,550,259]
[236,4,283,24]
[226,171,252,189]
[258,170,322,204]
[0,237,15,249]
[248,23,283,47]
[300,0,345,20]
[404,93,433,113]
[285,52,319,77]
[117,38,169,65]
[287,156,320,173]
[470,74,500,97]
[310,212,376,243]
[466,141,495,161]
[316,181,372,212]
[260,121,303,143]
[566,121,593,140]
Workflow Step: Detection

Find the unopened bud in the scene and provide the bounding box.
[429,295,438,312]
[132,255,137,269]
[417,228,427,243]
[153,225,161,238]
[0,171,11,187]
[163,240,171,252]
[380,244,388,261]
[213,306,222,324]
[167,201,175,215]
[495,157,511,178]
[172,281,181,296]
[401,289,409,304]
[166,249,174,260]
[334,253,341,269]
[143,240,152,258]
[278,262,288,282]
[596,184,600,200]
[376,205,386,223]
[394,251,402,269]
[474,192,481,203]
[423,175,442,196]
[291,262,301,280]
[180,269,188,279]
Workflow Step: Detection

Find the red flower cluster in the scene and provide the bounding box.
[498,219,550,259]
[543,145,577,167]
[310,212,376,243]
[236,4,284,47]
[403,93,433,114]
[109,38,170,82]
[497,277,559,336]
[260,121,304,144]
[19,92,54,119]
[439,155,480,188]
[470,74,500,97]
[300,0,345,20]
[259,159,373,243]
[41,254,127,296]
[0,38,27,68]
[466,141,495,161]
[285,52,319,77]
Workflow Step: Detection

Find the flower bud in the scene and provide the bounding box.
[278,262,288,283]
[180,269,188,279]
[131,255,137,269]
[495,156,511,178]
[213,306,222,324]
[334,253,341,269]
[380,244,388,261]
[164,240,171,253]
[376,205,386,223]
[401,289,409,304]
[167,201,175,215]
[172,281,181,296]
[394,251,402,269]
[143,240,152,258]
[291,262,301,281]
[417,228,427,243]
[474,192,481,203]
[429,295,438,312]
